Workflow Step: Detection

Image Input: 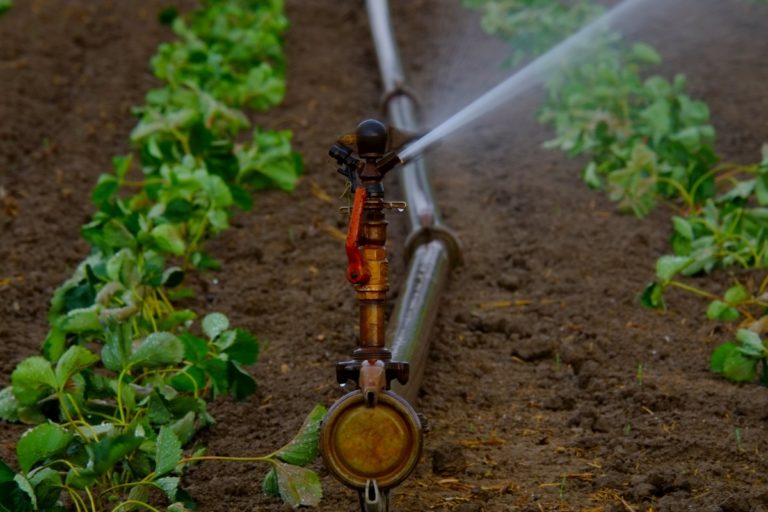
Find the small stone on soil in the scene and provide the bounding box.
[431,443,466,475]
[511,336,555,362]
[497,272,521,292]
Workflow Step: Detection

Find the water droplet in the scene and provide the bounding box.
[396,208,405,213]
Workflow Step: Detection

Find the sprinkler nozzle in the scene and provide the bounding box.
[375,151,402,176]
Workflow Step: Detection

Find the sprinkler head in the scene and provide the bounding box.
[337,119,419,155]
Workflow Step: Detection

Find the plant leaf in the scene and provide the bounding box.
[178,333,209,363]
[655,255,691,282]
[170,412,198,446]
[711,343,737,374]
[156,427,182,477]
[202,312,229,340]
[0,387,19,422]
[723,352,758,382]
[42,328,66,363]
[167,503,193,512]
[0,462,34,512]
[127,485,150,508]
[224,329,260,365]
[671,216,693,241]
[274,405,326,466]
[0,461,14,483]
[89,433,142,476]
[155,476,180,501]
[262,467,279,497]
[272,460,322,508]
[55,346,100,389]
[706,300,739,322]
[639,282,665,309]
[11,357,57,407]
[162,267,186,288]
[724,285,750,305]
[91,174,119,207]
[227,362,257,401]
[56,305,102,333]
[129,332,185,368]
[13,474,36,510]
[65,467,99,490]
[152,224,186,256]
[736,329,766,358]
[28,468,63,509]
[16,423,74,473]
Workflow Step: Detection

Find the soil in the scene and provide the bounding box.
[2,1,768,511]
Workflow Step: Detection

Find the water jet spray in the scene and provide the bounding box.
[398,0,650,162]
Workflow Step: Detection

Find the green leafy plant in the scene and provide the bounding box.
[0,0,321,509]
[0,0,12,15]
[711,329,768,385]
[0,395,326,511]
[539,34,717,217]
[0,312,255,511]
[642,147,768,322]
[152,0,289,111]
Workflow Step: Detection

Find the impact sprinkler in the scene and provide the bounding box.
[320,119,423,511]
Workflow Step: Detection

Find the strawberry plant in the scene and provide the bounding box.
[710,329,768,384]
[151,0,289,112]
[539,34,718,217]
[641,146,768,380]
[0,1,323,509]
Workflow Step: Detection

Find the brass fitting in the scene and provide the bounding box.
[356,202,388,350]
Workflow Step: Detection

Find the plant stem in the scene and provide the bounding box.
[759,273,768,295]
[656,177,694,211]
[112,501,162,512]
[99,475,156,497]
[120,179,163,187]
[185,213,210,266]
[180,454,271,465]
[84,486,97,512]
[667,280,719,300]
[116,368,129,424]
[63,486,88,512]
[58,394,89,441]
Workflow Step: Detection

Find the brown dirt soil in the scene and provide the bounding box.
[2,0,768,511]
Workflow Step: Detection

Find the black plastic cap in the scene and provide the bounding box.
[356,119,388,157]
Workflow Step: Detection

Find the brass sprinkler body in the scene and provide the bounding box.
[320,120,422,504]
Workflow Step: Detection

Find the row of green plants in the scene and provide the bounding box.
[464,0,768,384]
[0,1,322,510]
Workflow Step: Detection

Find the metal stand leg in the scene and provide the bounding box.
[359,480,389,512]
